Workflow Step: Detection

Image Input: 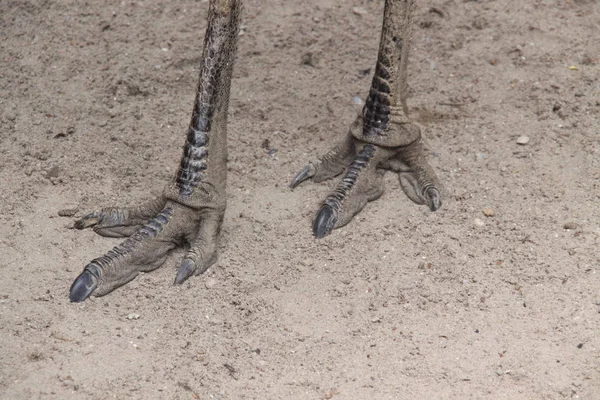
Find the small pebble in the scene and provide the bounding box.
[358,67,371,77]
[46,166,60,178]
[516,135,530,145]
[204,278,218,289]
[58,208,78,217]
[482,208,495,217]
[352,7,368,15]
[474,218,485,227]
[126,313,140,320]
[300,258,314,267]
[4,110,17,121]
[300,52,317,67]
[563,222,578,230]
[352,95,364,105]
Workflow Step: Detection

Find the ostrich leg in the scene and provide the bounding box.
[69,0,242,302]
[291,0,442,238]
[69,0,442,301]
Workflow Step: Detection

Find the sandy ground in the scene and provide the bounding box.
[1,0,599,398]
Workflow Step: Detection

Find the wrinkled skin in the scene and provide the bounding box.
[69,0,441,302]
[291,112,441,238]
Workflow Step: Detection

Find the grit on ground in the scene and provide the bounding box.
[1,0,598,398]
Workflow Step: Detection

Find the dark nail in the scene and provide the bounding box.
[290,165,314,189]
[174,258,197,285]
[426,187,442,211]
[313,204,337,238]
[69,269,98,302]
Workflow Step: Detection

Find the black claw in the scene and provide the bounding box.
[174,258,197,285]
[313,204,337,239]
[69,268,98,302]
[426,187,442,211]
[290,165,315,189]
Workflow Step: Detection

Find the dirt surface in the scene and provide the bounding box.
[1,0,599,398]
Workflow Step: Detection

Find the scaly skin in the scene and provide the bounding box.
[69,0,241,302]
[69,0,442,301]
[291,0,441,238]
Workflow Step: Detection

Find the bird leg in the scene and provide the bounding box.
[69,0,242,302]
[291,0,442,238]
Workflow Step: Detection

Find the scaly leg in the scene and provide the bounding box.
[291,0,442,238]
[69,0,242,302]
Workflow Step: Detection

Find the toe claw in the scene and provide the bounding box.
[426,187,442,211]
[74,214,100,230]
[174,258,197,285]
[290,164,316,189]
[313,204,337,239]
[69,268,99,302]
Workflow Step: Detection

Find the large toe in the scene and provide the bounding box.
[313,204,337,238]
[69,268,99,302]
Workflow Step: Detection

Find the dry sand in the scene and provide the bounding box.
[1,0,599,398]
